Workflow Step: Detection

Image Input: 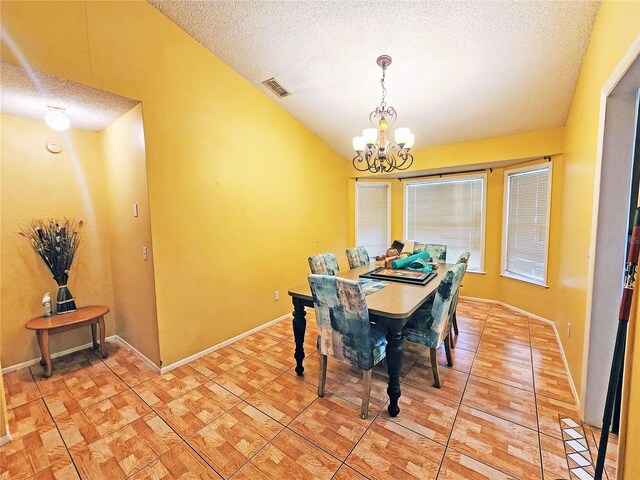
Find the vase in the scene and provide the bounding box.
[55,276,77,314]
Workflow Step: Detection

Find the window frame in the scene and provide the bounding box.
[501,162,553,287]
[355,181,392,258]
[403,172,487,273]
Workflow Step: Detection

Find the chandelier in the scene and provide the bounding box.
[352,55,415,174]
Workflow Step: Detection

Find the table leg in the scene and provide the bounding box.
[292,297,307,375]
[385,325,403,417]
[37,330,52,377]
[91,323,99,350]
[97,315,108,358]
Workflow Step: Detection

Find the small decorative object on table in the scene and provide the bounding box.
[20,218,83,314]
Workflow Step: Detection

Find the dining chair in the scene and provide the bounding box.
[346,246,370,269]
[402,263,465,388]
[308,253,340,275]
[308,274,388,419]
[413,243,447,262]
[450,252,471,337]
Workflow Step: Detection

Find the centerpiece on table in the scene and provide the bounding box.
[20,218,83,314]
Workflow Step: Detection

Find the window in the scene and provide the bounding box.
[355,183,390,258]
[502,164,552,286]
[404,174,486,271]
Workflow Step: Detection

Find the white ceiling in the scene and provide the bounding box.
[0,62,138,131]
[150,0,599,159]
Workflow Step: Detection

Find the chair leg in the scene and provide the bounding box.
[430,347,441,388]
[450,326,455,350]
[361,369,372,419]
[444,335,453,367]
[318,354,328,397]
[453,311,459,335]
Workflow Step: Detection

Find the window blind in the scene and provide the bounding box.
[405,175,485,271]
[356,183,390,257]
[503,165,551,284]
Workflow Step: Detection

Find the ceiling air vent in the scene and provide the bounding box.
[262,77,290,98]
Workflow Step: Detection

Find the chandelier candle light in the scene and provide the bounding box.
[352,55,415,173]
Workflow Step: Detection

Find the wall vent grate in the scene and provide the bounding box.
[262,77,291,98]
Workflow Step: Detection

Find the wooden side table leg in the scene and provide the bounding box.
[38,330,52,377]
[36,331,46,366]
[98,316,108,358]
[91,323,99,350]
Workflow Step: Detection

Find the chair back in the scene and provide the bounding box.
[308,274,375,370]
[428,263,465,346]
[413,243,447,262]
[308,253,340,275]
[456,252,470,265]
[346,246,370,269]
[448,252,470,318]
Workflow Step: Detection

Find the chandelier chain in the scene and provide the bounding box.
[380,65,387,109]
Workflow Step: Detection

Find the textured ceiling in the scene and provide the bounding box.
[150,0,599,159]
[1,62,138,131]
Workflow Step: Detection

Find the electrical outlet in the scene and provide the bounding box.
[143,247,148,261]
[567,322,571,338]
[133,203,139,217]
[274,290,280,301]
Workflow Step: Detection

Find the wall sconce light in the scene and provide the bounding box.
[44,106,70,131]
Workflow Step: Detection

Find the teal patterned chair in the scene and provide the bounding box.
[402,263,465,388]
[450,252,471,338]
[413,243,447,263]
[308,253,340,276]
[346,246,370,270]
[308,274,387,419]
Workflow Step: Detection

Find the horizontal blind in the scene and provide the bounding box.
[405,176,484,271]
[356,183,389,257]
[504,166,550,283]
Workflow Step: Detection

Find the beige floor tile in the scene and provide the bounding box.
[230,331,283,357]
[231,429,340,479]
[289,394,372,461]
[454,314,486,336]
[346,418,445,480]
[462,375,537,430]
[188,346,249,378]
[1,400,69,480]
[43,372,128,419]
[437,343,475,373]
[481,323,530,346]
[326,368,389,413]
[253,341,297,371]
[437,449,516,479]
[476,337,532,366]
[70,413,181,479]
[215,358,283,399]
[260,319,294,340]
[133,365,209,408]
[531,348,566,374]
[246,373,317,425]
[471,354,534,392]
[155,381,242,438]
[3,368,41,410]
[533,368,576,404]
[56,389,152,452]
[449,406,541,479]
[333,465,369,479]
[103,344,160,387]
[403,356,469,402]
[536,394,580,439]
[585,425,617,480]
[530,332,561,353]
[380,383,458,445]
[540,433,571,480]
[187,403,282,478]
[26,454,80,480]
[129,443,222,479]
[452,332,481,352]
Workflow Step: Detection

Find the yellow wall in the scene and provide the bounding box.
[101,104,161,365]
[0,114,116,367]
[558,0,639,405]
[0,1,350,366]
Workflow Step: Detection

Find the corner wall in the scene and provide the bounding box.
[101,104,161,365]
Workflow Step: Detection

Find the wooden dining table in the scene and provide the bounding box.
[288,263,451,417]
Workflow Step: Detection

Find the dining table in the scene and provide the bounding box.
[288,262,451,417]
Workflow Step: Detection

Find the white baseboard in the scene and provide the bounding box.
[111,336,160,372]
[0,427,11,446]
[2,335,118,374]
[460,296,579,407]
[159,312,292,374]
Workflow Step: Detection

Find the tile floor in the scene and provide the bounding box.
[0,299,619,480]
